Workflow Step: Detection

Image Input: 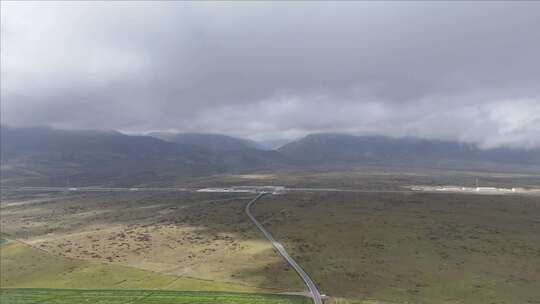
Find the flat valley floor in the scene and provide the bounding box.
[2,168,540,303]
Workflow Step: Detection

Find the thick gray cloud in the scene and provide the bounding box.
[2,1,540,148]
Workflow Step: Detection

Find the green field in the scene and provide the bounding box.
[257,191,540,304]
[0,241,257,292]
[0,191,302,291]
[0,289,311,304]
[0,242,309,303]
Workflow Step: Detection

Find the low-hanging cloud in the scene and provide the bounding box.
[2,1,540,148]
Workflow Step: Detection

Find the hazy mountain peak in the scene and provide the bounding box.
[279,133,540,167]
[148,132,263,151]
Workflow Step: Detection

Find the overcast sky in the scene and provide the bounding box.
[2,1,540,148]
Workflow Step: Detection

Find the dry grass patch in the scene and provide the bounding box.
[1,191,303,292]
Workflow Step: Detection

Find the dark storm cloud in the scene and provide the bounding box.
[2,1,540,148]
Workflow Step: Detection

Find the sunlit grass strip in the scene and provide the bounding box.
[0,288,312,304]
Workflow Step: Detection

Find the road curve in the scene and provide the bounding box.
[245,193,323,304]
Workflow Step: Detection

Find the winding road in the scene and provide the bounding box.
[245,193,323,304]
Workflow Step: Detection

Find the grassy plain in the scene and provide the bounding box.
[255,191,540,304]
[176,166,540,190]
[2,167,540,303]
[0,289,311,304]
[0,241,254,292]
[0,191,302,292]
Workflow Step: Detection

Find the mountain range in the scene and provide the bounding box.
[148,132,264,151]
[2,126,539,186]
[278,133,540,168]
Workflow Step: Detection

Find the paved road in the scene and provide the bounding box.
[287,187,540,195]
[287,187,413,193]
[245,193,323,304]
[2,186,193,192]
[5,186,537,196]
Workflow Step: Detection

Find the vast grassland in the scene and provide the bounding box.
[179,166,540,191]
[0,289,311,304]
[0,241,255,291]
[2,168,539,303]
[255,192,540,303]
[0,191,302,291]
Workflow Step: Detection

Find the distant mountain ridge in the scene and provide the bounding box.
[0,126,285,186]
[2,127,539,186]
[278,133,540,168]
[148,132,264,151]
[1,126,182,162]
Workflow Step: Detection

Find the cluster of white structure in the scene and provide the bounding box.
[197,185,286,195]
[409,185,530,194]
